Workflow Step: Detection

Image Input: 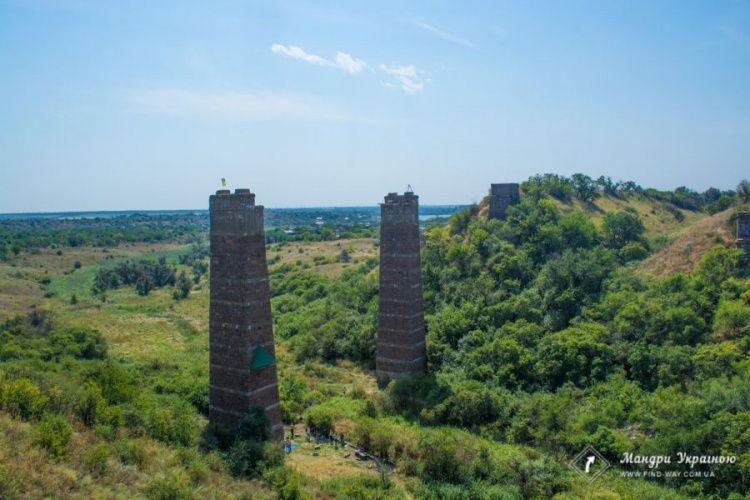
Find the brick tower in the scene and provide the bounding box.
[489,183,520,220]
[377,191,426,385]
[209,188,283,440]
[737,212,750,265]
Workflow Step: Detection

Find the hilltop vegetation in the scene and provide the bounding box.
[267,175,749,497]
[0,175,748,499]
[507,173,739,242]
[0,214,207,255]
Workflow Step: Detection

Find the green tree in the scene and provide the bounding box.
[559,211,597,249]
[651,306,707,345]
[737,179,750,203]
[706,195,733,215]
[337,249,351,263]
[75,380,103,426]
[692,245,744,305]
[713,300,750,340]
[571,173,599,204]
[136,274,154,296]
[173,270,192,300]
[279,376,307,423]
[596,176,620,196]
[601,211,645,249]
[619,241,649,262]
[305,405,336,434]
[535,324,615,389]
[535,247,616,329]
[417,429,467,484]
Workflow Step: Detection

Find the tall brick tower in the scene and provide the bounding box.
[209,188,283,440]
[377,191,426,385]
[489,183,520,220]
[737,212,750,265]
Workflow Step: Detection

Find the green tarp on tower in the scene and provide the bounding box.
[249,345,276,371]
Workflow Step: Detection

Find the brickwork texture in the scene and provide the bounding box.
[488,183,520,220]
[377,192,426,385]
[209,189,283,440]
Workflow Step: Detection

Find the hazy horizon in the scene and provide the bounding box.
[0,203,468,217]
[1,0,748,212]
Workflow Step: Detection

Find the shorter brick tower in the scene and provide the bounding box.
[737,212,750,265]
[377,192,426,385]
[489,183,520,220]
[209,189,283,440]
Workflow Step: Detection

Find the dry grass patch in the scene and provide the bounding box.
[61,305,187,361]
[286,440,377,482]
[268,238,378,277]
[551,194,706,239]
[639,209,735,278]
[0,413,103,499]
[0,413,276,500]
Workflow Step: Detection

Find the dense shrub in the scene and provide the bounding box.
[146,472,193,500]
[144,400,199,446]
[1,378,48,420]
[92,257,176,296]
[422,380,502,428]
[34,414,72,458]
[305,405,336,434]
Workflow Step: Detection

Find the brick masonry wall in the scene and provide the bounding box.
[377,192,426,384]
[209,189,283,440]
[489,183,520,220]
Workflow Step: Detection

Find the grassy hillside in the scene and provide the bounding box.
[0,234,715,499]
[1,177,748,499]
[480,190,708,242]
[639,208,737,278]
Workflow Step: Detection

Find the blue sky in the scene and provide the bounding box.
[1,0,749,212]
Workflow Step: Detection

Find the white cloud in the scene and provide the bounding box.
[379,64,426,94]
[335,52,367,74]
[131,88,347,122]
[380,64,417,79]
[410,19,476,49]
[271,44,367,75]
[271,44,332,67]
[270,44,428,95]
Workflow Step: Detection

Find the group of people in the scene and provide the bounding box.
[304,426,346,447]
[282,425,348,454]
[286,387,350,454]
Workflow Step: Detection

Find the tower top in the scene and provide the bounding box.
[215,188,252,196]
[383,191,418,205]
[490,183,520,194]
[210,188,256,209]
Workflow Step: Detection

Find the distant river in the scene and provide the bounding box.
[0,205,466,221]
